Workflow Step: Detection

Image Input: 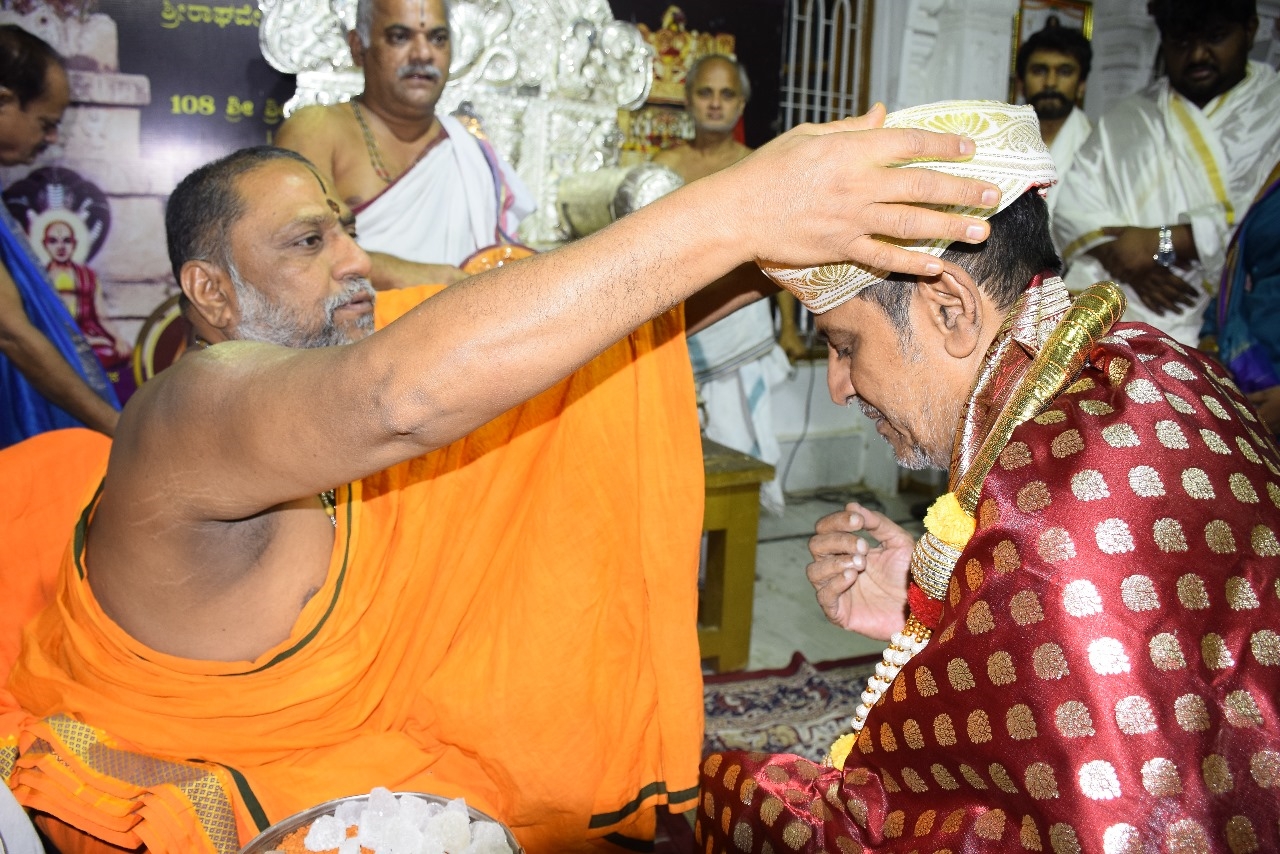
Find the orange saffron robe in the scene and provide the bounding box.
[0,428,111,688]
[1,285,705,853]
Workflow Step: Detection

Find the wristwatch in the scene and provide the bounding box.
[1153,225,1176,268]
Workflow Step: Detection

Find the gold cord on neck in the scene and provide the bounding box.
[351,98,394,184]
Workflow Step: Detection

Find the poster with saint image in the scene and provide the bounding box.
[0,0,295,399]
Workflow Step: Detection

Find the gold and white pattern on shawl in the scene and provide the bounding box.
[760,100,1059,314]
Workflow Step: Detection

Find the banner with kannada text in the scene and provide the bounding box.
[0,1,296,392]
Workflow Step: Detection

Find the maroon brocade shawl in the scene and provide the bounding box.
[698,324,1280,852]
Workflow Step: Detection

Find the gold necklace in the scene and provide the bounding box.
[351,98,394,184]
[319,489,337,528]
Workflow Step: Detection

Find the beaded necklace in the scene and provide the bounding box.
[351,98,395,184]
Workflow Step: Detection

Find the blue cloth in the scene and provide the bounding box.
[1204,172,1280,394]
[0,200,119,448]
[0,783,44,854]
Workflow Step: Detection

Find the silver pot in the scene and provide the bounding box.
[237,791,524,853]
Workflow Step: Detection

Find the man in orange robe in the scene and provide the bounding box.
[0,118,1001,854]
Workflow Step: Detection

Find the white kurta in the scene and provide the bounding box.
[354,113,534,267]
[1043,106,1092,221]
[1054,61,1280,344]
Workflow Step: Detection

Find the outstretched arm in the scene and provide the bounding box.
[0,262,118,437]
[684,262,777,335]
[120,107,999,523]
[364,251,469,289]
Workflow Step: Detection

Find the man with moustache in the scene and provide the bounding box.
[0,108,1005,853]
[1055,0,1280,344]
[1014,22,1092,219]
[275,0,533,289]
[0,24,119,446]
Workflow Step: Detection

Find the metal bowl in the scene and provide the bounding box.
[238,791,524,853]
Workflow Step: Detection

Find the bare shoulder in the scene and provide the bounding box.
[107,349,250,494]
[278,103,350,134]
[275,104,353,162]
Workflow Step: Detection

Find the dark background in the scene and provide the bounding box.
[608,0,787,147]
[97,0,295,177]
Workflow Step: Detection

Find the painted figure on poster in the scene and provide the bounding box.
[6,164,134,400]
[38,215,130,384]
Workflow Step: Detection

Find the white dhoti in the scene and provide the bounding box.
[1054,61,1280,345]
[354,113,534,268]
[689,300,790,516]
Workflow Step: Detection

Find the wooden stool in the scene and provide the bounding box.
[698,436,775,673]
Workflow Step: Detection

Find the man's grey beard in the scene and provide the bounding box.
[852,342,955,472]
[856,398,941,471]
[228,262,375,348]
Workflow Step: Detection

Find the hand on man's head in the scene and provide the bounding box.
[711,106,999,278]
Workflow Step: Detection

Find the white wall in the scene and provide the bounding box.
[770,359,902,497]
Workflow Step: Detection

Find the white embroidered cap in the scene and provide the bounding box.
[759,100,1058,314]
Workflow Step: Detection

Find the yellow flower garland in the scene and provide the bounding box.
[828,732,857,770]
[921,491,975,548]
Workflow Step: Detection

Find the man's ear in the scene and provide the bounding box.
[1076,79,1088,106]
[179,261,235,331]
[0,85,17,112]
[347,30,366,67]
[919,262,982,359]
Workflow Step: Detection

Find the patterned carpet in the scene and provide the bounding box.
[702,651,880,763]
